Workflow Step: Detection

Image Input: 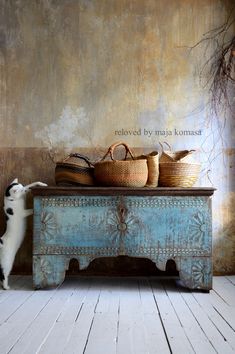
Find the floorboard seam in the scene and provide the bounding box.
[150,280,173,354]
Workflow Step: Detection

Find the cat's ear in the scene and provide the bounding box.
[11,178,18,184]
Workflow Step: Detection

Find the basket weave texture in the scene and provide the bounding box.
[159,163,200,187]
[94,142,148,187]
[159,143,200,187]
[159,142,196,163]
[145,151,159,187]
[137,151,159,187]
[55,153,94,186]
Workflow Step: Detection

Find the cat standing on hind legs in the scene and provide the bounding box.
[0,179,47,290]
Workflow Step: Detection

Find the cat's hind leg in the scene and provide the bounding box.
[0,265,10,290]
[0,264,5,289]
[2,264,10,290]
[3,276,10,290]
[1,255,14,290]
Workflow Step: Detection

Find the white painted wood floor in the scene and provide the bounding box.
[0,276,234,354]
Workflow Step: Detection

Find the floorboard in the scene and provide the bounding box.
[226,276,235,285]
[150,279,194,354]
[0,275,234,354]
[180,289,234,353]
[164,280,216,354]
[213,277,235,307]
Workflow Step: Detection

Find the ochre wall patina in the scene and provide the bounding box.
[0,0,234,275]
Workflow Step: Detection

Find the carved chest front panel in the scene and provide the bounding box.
[32,187,214,290]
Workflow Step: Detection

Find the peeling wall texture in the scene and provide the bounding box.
[0,0,234,274]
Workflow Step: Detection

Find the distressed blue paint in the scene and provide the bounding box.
[33,191,213,290]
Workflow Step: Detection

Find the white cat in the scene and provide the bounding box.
[0,179,47,290]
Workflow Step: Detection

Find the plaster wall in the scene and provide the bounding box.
[0,0,234,274]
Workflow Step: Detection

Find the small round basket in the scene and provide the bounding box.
[159,162,201,187]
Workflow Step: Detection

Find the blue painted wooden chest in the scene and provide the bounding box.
[32,187,215,290]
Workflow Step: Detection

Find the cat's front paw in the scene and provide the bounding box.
[37,182,48,187]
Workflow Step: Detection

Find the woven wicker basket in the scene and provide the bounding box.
[137,151,159,187]
[55,153,94,186]
[159,162,200,187]
[94,142,148,187]
[158,143,200,187]
[159,142,196,163]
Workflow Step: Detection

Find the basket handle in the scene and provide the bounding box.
[159,142,196,155]
[101,142,135,161]
[63,153,94,167]
[159,141,172,152]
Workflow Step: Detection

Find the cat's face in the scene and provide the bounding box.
[5,179,26,200]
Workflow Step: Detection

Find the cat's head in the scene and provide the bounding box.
[5,179,26,200]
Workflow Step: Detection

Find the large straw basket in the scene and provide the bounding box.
[159,163,201,187]
[94,142,148,187]
[55,153,94,186]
